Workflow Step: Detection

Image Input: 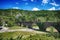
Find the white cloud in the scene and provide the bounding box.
[50,2,60,6]
[32,7,40,11]
[48,7,55,10]
[12,7,19,9]
[31,0,34,2]
[42,0,49,4]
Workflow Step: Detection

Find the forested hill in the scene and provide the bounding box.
[0,9,60,22]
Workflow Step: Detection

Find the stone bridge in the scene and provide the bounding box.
[37,22,60,32]
[17,22,60,33]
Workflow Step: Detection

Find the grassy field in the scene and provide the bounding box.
[0,31,34,39]
[0,31,60,40]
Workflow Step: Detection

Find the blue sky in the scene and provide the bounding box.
[0,0,60,11]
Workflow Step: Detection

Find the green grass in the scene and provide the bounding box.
[8,26,27,29]
[0,31,60,40]
[0,31,34,39]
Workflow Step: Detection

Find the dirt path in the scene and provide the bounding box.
[0,27,47,34]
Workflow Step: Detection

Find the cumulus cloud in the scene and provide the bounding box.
[48,7,55,10]
[42,0,49,4]
[32,7,40,11]
[50,2,60,6]
[12,7,19,9]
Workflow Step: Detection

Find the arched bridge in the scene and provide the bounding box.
[17,21,60,33]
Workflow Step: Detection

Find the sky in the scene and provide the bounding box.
[0,0,60,11]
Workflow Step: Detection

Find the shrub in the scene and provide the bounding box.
[6,21,15,27]
[36,22,45,31]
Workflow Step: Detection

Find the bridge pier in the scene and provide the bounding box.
[36,22,46,31]
[54,22,60,33]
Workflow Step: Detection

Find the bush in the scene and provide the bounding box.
[36,22,45,31]
[0,21,2,26]
[6,21,15,27]
[10,37,13,40]
[0,37,3,40]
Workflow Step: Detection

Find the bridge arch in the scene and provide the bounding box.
[36,22,60,33]
[17,21,60,33]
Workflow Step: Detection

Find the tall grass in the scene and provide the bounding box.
[0,33,60,40]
